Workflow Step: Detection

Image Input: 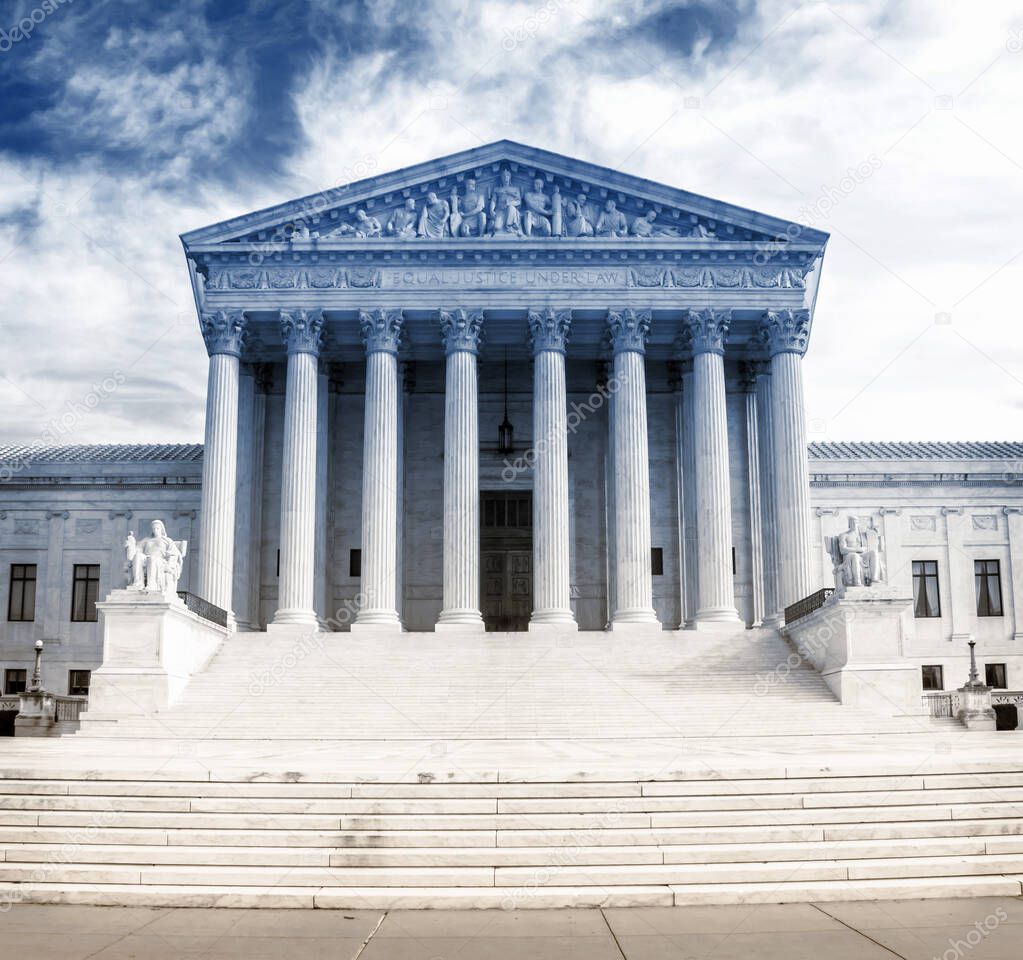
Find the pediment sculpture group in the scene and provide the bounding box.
[294,170,716,242]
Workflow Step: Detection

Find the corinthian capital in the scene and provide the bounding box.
[679,308,730,356]
[440,308,484,355]
[359,309,404,355]
[759,309,810,357]
[200,310,247,357]
[527,308,571,354]
[607,308,651,355]
[280,308,324,356]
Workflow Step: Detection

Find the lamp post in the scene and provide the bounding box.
[29,639,44,693]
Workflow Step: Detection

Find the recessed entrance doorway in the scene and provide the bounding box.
[480,490,533,631]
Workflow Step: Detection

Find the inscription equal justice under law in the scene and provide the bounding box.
[389,268,627,288]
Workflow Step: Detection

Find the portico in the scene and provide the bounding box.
[182,141,827,633]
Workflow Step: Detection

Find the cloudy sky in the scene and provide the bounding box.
[0,0,1020,446]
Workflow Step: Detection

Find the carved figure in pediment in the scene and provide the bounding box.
[595,199,628,238]
[418,191,451,239]
[353,209,381,237]
[563,194,594,237]
[454,179,487,237]
[387,198,419,239]
[687,221,716,239]
[630,209,681,238]
[289,220,311,241]
[523,178,553,237]
[490,169,522,235]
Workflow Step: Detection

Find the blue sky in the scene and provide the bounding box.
[0,0,1021,445]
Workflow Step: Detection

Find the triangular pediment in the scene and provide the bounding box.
[181,141,827,251]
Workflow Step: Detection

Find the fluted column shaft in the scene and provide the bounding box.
[272,310,323,629]
[438,309,485,630]
[742,365,765,627]
[679,361,698,627]
[355,310,403,630]
[608,310,658,628]
[529,309,575,628]
[755,368,782,626]
[761,310,815,610]
[683,309,741,625]
[197,311,245,624]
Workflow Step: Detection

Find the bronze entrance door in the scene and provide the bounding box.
[480,491,533,631]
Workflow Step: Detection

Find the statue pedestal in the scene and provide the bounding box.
[783,587,921,715]
[14,691,57,736]
[957,683,997,731]
[82,590,228,725]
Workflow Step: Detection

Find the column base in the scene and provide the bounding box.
[694,606,743,628]
[609,610,663,634]
[435,610,485,633]
[268,609,320,634]
[528,613,578,633]
[351,612,404,635]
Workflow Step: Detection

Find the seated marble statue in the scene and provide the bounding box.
[837,517,885,588]
[387,198,419,239]
[125,520,184,596]
[417,191,451,239]
[563,194,594,237]
[629,210,681,238]
[454,179,487,237]
[523,178,553,237]
[595,199,628,238]
[489,169,522,234]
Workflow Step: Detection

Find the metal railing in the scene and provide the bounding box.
[55,696,88,723]
[922,691,956,718]
[177,591,228,628]
[784,587,835,625]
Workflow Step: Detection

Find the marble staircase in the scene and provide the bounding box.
[80,627,933,740]
[5,627,1019,908]
[1,765,1022,907]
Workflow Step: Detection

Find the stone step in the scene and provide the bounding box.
[4,854,1022,889]
[1,875,1020,909]
[0,835,993,868]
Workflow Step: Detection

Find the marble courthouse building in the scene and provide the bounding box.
[2,142,1023,695]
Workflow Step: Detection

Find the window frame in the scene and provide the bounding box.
[7,563,38,623]
[921,664,944,691]
[984,663,1007,689]
[68,669,92,697]
[70,564,101,623]
[974,559,1004,618]
[911,560,941,619]
[4,669,27,695]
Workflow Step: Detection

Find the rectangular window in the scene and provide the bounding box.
[975,560,1003,617]
[985,663,1007,689]
[71,564,101,622]
[651,548,664,577]
[349,549,362,579]
[921,665,944,691]
[8,564,37,622]
[68,670,91,697]
[4,669,27,695]
[911,560,940,618]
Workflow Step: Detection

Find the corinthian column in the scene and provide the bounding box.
[528,308,576,630]
[760,309,815,611]
[197,310,246,624]
[681,309,741,627]
[741,361,765,627]
[271,309,323,631]
[437,309,485,631]
[353,309,404,632]
[608,309,659,630]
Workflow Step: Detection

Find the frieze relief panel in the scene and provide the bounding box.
[204,263,806,294]
[971,514,999,531]
[224,165,784,246]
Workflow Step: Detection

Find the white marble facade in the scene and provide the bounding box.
[1,143,1022,695]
